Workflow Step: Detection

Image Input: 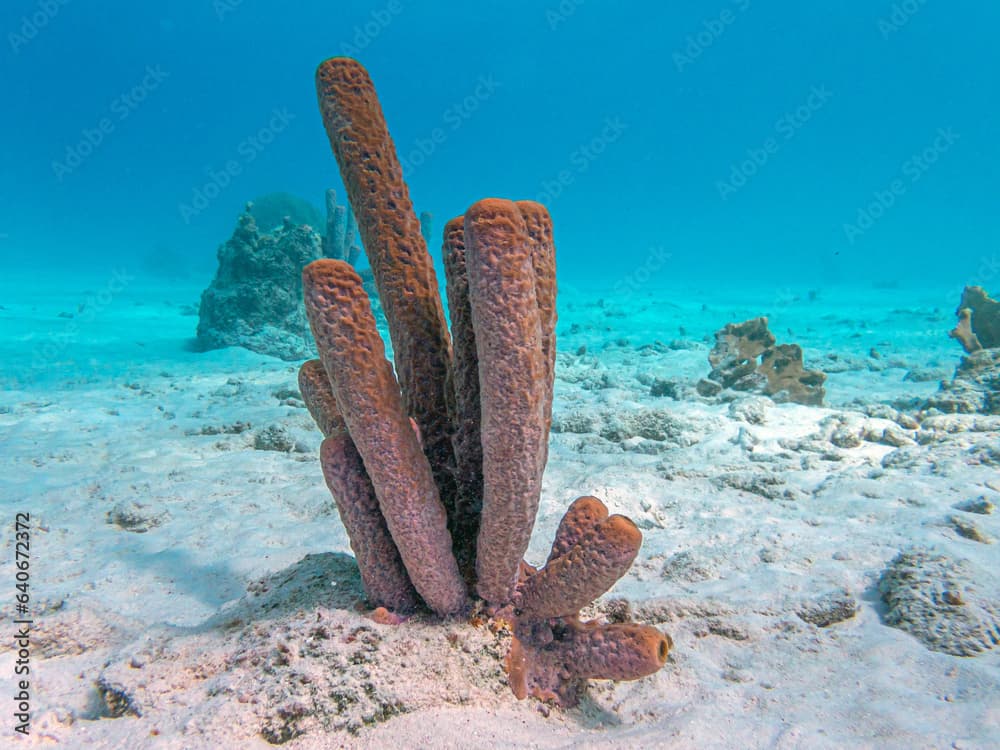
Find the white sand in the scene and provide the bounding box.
[0,275,997,748]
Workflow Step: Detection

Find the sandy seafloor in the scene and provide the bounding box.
[1,271,998,749]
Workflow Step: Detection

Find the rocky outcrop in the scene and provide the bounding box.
[925,348,1000,415]
[928,287,1000,415]
[195,207,322,360]
[949,286,1000,353]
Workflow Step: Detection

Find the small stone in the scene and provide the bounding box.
[953,497,995,515]
[943,590,965,606]
[106,502,167,533]
[696,378,723,397]
[254,425,295,452]
[650,379,683,399]
[728,397,768,425]
[879,547,1000,655]
[831,427,862,449]
[796,589,858,627]
[880,427,915,448]
[759,547,780,563]
[949,515,994,544]
[721,668,754,683]
[368,607,405,625]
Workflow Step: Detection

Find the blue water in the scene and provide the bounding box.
[3,0,998,289]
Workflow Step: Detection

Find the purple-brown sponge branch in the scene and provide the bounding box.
[442,215,483,578]
[505,496,671,706]
[464,198,548,605]
[516,514,642,621]
[299,360,419,611]
[507,618,671,705]
[302,259,466,616]
[544,495,608,565]
[315,56,461,540]
[516,200,557,444]
[319,436,420,613]
[297,359,346,440]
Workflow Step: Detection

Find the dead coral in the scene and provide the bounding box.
[703,317,826,406]
[950,286,1000,353]
[930,287,1000,415]
[926,347,1000,415]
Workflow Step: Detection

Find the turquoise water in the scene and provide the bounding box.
[3,1,998,288]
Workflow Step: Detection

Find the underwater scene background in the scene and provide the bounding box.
[1,2,999,748]
[4,1,999,286]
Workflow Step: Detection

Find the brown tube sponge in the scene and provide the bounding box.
[464,198,547,605]
[319,436,420,612]
[544,495,607,565]
[565,622,671,681]
[299,360,419,612]
[315,56,459,535]
[505,495,670,706]
[507,619,671,705]
[298,359,346,439]
[302,258,466,616]
[516,201,557,440]
[517,514,642,621]
[442,215,483,573]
